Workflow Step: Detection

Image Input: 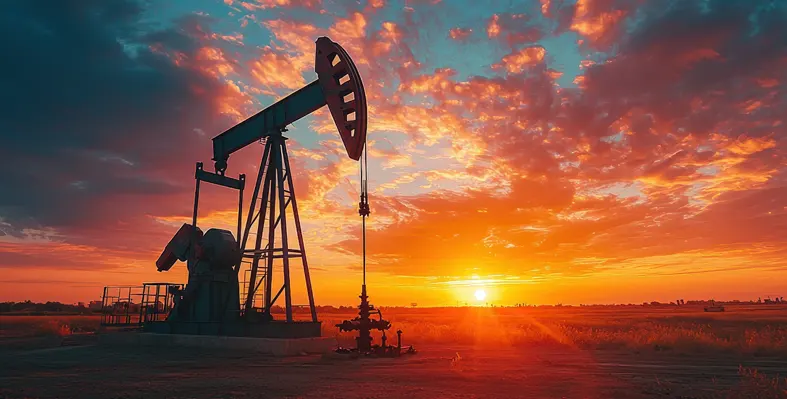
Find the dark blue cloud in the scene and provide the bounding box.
[0,1,234,237]
[558,0,787,147]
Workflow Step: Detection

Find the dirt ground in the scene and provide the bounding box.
[2,336,786,399]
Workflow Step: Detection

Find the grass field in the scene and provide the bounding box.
[4,304,786,355]
[356,305,787,356]
[2,305,787,398]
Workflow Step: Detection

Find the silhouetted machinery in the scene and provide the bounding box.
[104,36,416,349]
[140,36,366,338]
[335,285,416,356]
[155,224,240,323]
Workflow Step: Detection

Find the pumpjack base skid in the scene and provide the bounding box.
[144,320,321,339]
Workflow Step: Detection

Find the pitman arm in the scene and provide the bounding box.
[211,36,367,175]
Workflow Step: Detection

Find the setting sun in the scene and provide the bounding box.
[474,289,487,301]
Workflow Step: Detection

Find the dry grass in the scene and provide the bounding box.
[730,367,787,399]
[318,305,787,356]
[645,366,787,399]
[3,304,786,356]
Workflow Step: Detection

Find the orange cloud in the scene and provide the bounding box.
[211,32,244,46]
[493,46,546,73]
[250,46,308,91]
[725,136,777,156]
[240,0,321,10]
[216,80,257,119]
[540,0,552,17]
[195,47,236,78]
[328,12,368,43]
[570,0,627,48]
[263,19,321,55]
[487,14,501,38]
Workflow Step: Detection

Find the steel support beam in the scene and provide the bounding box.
[282,143,318,322]
[212,81,325,172]
[240,133,316,322]
[196,166,245,189]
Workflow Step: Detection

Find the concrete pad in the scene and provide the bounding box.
[99,332,337,357]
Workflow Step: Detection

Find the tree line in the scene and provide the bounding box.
[0,301,100,314]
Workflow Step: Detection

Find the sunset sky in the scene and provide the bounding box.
[1,0,785,307]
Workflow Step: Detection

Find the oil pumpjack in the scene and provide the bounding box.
[102,36,413,350]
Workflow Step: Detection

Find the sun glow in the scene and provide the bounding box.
[474,289,487,301]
